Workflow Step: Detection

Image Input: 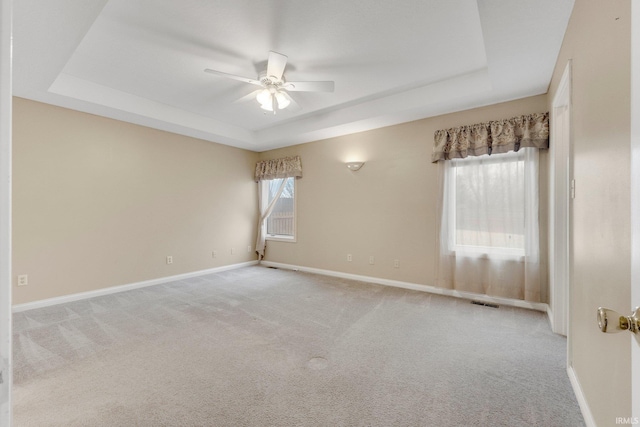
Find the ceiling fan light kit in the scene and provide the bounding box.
[257,86,290,112]
[205,51,334,114]
[273,91,290,109]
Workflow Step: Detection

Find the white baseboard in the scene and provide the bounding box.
[547,305,554,328]
[567,364,597,427]
[260,261,549,312]
[12,261,259,313]
[15,259,549,314]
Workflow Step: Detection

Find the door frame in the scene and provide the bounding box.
[0,0,12,425]
[549,60,572,339]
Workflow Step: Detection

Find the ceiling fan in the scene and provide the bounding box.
[204,51,335,113]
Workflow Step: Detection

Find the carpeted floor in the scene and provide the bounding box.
[12,266,584,426]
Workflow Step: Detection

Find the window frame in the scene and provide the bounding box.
[263,176,297,243]
[447,151,526,257]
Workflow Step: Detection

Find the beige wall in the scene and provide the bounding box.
[12,98,259,305]
[260,95,548,299]
[547,0,632,423]
[12,95,549,307]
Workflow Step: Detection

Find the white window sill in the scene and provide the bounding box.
[451,245,525,261]
[266,235,297,243]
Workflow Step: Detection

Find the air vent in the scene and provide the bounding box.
[471,300,499,309]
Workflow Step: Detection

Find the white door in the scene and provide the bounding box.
[631,1,640,420]
[550,61,572,337]
[0,0,11,425]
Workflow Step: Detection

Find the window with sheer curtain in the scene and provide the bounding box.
[264,177,296,240]
[448,150,525,256]
[254,156,302,259]
[432,113,548,303]
[436,148,541,302]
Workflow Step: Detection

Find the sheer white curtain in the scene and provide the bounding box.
[256,178,288,259]
[435,148,541,302]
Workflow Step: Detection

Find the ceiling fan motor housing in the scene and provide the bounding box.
[259,71,284,89]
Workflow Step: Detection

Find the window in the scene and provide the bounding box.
[448,150,525,256]
[263,177,296,241]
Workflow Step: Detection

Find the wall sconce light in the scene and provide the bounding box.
[346,162,365,171]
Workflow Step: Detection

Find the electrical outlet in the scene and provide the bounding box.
[166,255,173,265]
[247,245,252,253]
[212,251,218,258]
[347,254,352,262]
[369,256,375,265]
[17,275,28,286]
[394,259,399,268]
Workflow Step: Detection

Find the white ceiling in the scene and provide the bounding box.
[13,0,574,152]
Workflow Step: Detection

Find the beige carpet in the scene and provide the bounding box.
[13,266,584,426]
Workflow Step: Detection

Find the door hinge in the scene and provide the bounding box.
[570,179,576,199]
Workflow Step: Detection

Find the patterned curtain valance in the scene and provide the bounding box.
[431,112,549,163]
[254,155,302,182]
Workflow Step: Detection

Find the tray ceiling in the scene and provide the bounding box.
[13,0,574,151]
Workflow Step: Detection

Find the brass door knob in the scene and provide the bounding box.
[597,307,640,334]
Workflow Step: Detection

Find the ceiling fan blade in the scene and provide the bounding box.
[267,51,288,80]
[233,90,261,104]
[284,81,335,92]
[204,69,263,87]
